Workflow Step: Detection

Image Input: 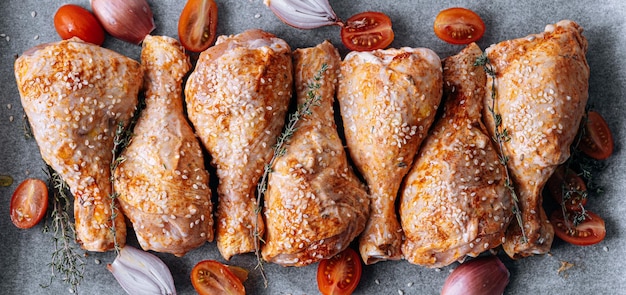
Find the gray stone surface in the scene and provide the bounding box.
[1,0,625,294]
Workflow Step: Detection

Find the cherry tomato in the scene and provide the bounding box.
[317,248,362,295]
[53,4,105,46]
[226,265,249,283]
[178,0,218,52]
[191,260,245,295]
[578,111,614,160]
[545,167,587,212]
[550,210,606,246]
[10,178,49,229]
[433,7,485,45]
[340,12,394,52]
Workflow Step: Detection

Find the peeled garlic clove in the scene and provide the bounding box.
[107,246,177,295]
[264,0,340,29]
[91,0,155,44]
[441,256,510,295]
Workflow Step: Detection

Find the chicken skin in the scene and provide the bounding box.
[482,20,589,258]
[400,43,512,268]
[262,41,370,266]
[338,48,442,264]
[15,38,141,251]
[113,36,213,257]
[185,29,292,260]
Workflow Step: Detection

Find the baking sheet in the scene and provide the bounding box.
[1,0,625,294]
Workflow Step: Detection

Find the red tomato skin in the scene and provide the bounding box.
[579,111,614,160]
[10,178,49,229]
[340,11,394,52]
[545,167,587,212]
[54,4,105,46]
[178,0,218,52]
[551,210,606,246]
[433,7,485,45]
[191,260,245,295]
[317,248,362,295]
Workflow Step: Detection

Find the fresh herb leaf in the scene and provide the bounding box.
[108,96,144,254]
[253,63,328,286]
[558,110,605,229]
[42,166,85,294]
[475,53,527,243]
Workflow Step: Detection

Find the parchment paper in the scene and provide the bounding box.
[1,0,625,294]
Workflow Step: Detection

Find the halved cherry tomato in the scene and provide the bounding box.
[578,111,614,160]
[545,167,587,212]
[317,247,362,295]
[226,265,249,283]
[178,0,218,52]
[53,4,105,45]
[550,210,606,246]
[191,260,245,295]
[340,12,394,52]
[10,178,49,229]
[433,7,485,45]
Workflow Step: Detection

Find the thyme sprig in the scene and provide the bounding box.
[253,63,328,287]
[108,122,131,255]
[558,110,606,229]
[475,54,527,243]
[23,113,33,139]
[559,114,588,228]
[42,166,85,294]
[108,96,144,254]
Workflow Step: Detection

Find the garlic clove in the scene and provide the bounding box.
[264,0,341,29]
[91,0,155,44]
[107,246,177,295]
[441,256,510,295]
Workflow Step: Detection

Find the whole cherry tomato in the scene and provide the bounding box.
[54,4,105,45]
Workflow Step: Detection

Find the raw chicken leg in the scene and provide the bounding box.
[262,41,370,266]
[113,35,213,257]
[400,43,512,267]
[482,20,589,258]
[337,47,442,264]
[185,29,292,259]
[15,38,141,251]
